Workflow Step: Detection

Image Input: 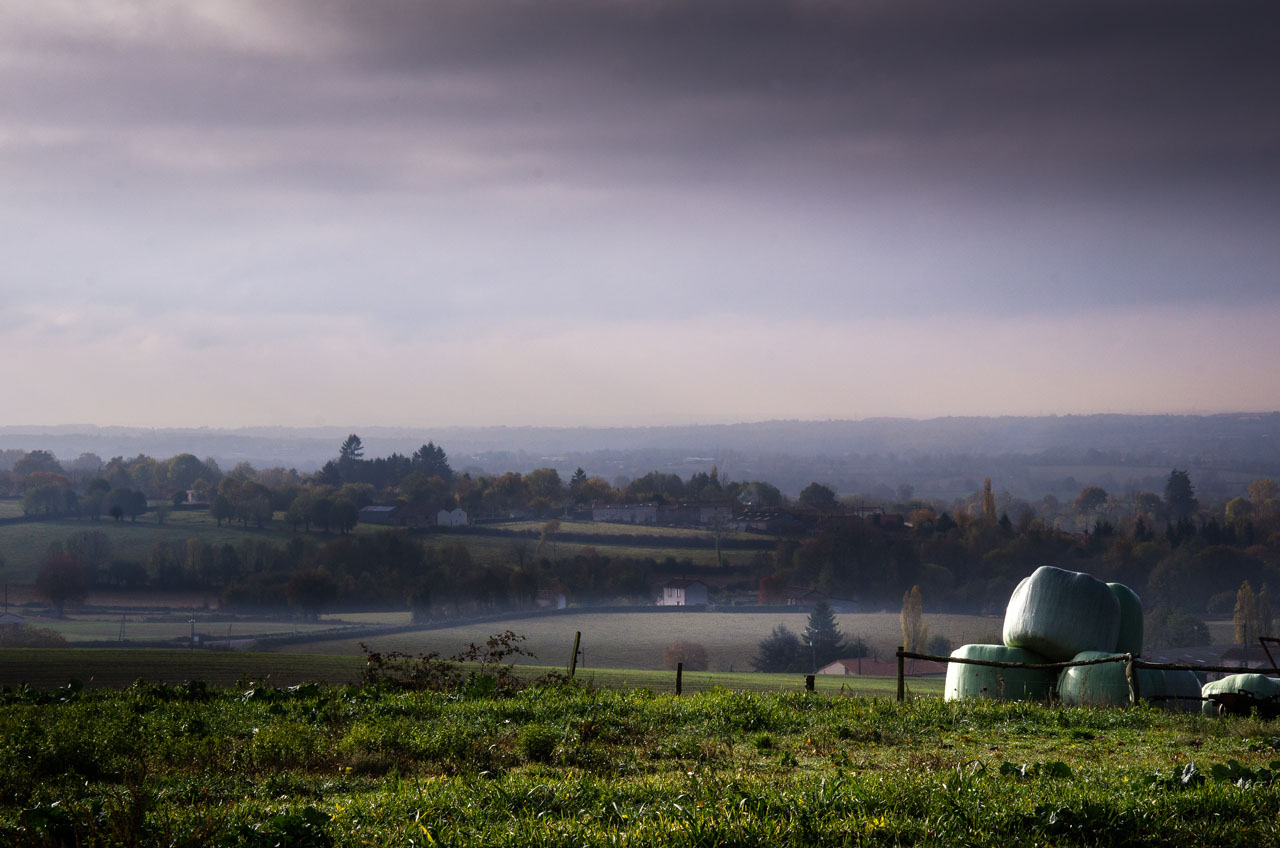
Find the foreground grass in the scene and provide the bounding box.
[2,682,1279,847]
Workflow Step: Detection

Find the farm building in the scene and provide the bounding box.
[818,657,946,676]
[592,503,660,524]
[436,507,469,527]
[658,578,709,606]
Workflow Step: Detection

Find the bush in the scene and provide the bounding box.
[663,640,709,671]
[0,625,69,648]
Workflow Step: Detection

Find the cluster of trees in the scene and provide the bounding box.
[751,601,869,673]
[8,438,1280,639]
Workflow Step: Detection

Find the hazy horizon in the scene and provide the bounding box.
[4,2,1279,428]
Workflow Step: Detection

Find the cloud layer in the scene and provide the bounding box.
[2,1,1278,426]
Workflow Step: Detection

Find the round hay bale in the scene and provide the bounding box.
[944,643,1055,702]
[1108,582,1143,654]
[1057,651,1165,708]
[1161,669,1203,713]
[1003,566,1120,661]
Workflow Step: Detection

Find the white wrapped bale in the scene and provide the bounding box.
[944,643,1056,702]
[1057,651,1166,708]
[1107,582,1143,654]
[1201,674,1280,716]
[1003,566,1120,661]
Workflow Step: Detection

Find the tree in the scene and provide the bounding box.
[751,625,802,673]
[798,482,838,511]
[35,555,88,617]
[1074,486,1108,516]
[900,584,928,652]
[663,640,709,671]
[331,498,359,534]
[14,450,63,476]
[1233,580,1264,661]
[339,434,364,463]
[286,570,339,619]
[1144,606,1211,649]
[1164,469,1198,521]
[981,478,996,521]
[802,600,849,670]
[1249,478,1278,506]
[412,442,453,484]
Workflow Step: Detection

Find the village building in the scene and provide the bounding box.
[658,578,709,607]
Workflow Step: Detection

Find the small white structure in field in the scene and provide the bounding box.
[436,507,469,527]
[659,578,709,606]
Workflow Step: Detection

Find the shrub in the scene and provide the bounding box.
[663,640,709,671]
[0,625,69,648]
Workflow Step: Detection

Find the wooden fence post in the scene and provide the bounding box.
[1125,654,1141,706]
[676,662,683,696]
[897,645,905,702]
[568,631,581,678]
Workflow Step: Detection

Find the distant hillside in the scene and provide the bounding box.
[2,413,1278,501]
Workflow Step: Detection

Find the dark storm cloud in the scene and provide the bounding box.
[294,0,1280,186]
[4,0,1279,326]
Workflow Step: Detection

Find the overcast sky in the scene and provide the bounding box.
[3,1,1278,428]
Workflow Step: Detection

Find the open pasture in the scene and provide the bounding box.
[2,680,1278,846]
[17,612,352,647]
[282,610,1004,672]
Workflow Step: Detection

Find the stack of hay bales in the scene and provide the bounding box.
[944,565,1200,710]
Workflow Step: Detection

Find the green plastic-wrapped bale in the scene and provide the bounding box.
[1201,674,1280,716]
[1057,651,1167,708]
[944,644,1056,702]
[1161,669,1203,712]
[1108,582,1143,654]
[1003,566,1121,661]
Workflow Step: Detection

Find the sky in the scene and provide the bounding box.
[3,0,1279,428]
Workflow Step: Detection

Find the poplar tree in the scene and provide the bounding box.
[900,584,928,652]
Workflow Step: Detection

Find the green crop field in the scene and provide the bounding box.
[281,610,1005,671]
[493,518,758,542]
[2,675,1278,846]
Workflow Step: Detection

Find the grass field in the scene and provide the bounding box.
[420,528,730,568]
[282,610,1005,671]
[0,513,743,584]
[2,678,1278,845]
[0,510,298,582]
[17,612,354,646]
[0,647,935,696]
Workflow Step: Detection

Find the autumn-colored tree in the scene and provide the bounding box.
[900,584,928,652]
[981,478,996,521]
